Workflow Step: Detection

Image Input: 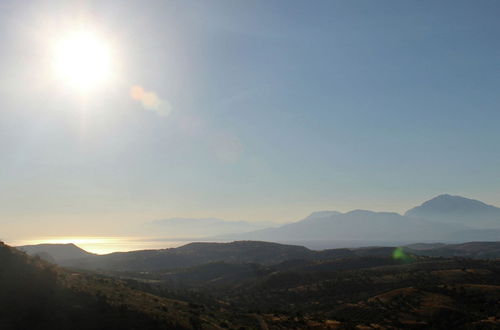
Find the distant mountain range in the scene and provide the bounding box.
[131,194,500,246]
[224,209,463,243]
[216,194,500,245]
[16,194,500,263]
[143,217,277,238]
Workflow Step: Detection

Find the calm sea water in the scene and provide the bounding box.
[6,237,214,254]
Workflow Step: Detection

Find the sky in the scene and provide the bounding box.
[1,0,500,240]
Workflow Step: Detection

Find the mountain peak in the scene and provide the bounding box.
[405,194,500,228]
[305,211,342,220]
[345,209,377,216]
[407,194,493,214]
[429,194,481,202]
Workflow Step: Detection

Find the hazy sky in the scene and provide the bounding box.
[1,0,499,239]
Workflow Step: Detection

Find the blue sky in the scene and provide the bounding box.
[1,0,499,238]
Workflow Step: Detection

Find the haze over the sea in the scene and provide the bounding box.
[8,237,197,254]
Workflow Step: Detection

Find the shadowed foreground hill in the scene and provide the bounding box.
[0,242,239,330]
[5,240,500,329]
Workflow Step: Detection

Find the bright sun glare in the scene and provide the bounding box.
[52,31,113,91]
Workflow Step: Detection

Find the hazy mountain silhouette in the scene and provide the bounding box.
[215,195,500,245]
[144,217,277,237]
[405,194,500,228]
[223,209,463,244]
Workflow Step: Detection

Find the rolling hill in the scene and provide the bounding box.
[114,247,500,329]
[407,241,500,259]
[18,243,95,263]
[55,241,317,271]
[19,240,500,275]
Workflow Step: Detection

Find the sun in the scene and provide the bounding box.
[52,30,113,91]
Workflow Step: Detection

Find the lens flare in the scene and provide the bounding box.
[392,247,412,262]
[130,85,171,116]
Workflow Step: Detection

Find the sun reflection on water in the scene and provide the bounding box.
[7,237,191,255]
